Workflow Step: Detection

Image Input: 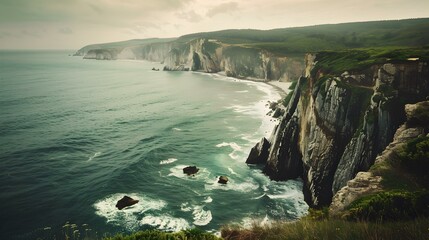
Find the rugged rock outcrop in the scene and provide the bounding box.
[251,54,429,207]
[83,49,120,60]
[116,196,139,210]
[330,101,429,214]
[183,166,199,175]
[218,176,229,184]
[162,39,304,81]
[246,137,271,164]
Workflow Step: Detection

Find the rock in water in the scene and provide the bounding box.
[218,176,228,184]
[116,196,139,210]
[183,166,199,175]
[246,137,271,164]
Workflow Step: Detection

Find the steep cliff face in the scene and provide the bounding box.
[77,37,304,81]
[162,39,304,81]
[330,100,429,215]
[83,49,120,60]
[257,54,429,207]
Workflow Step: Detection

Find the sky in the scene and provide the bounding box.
[0,0,428,50]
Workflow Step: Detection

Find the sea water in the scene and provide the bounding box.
[0,50,308,239]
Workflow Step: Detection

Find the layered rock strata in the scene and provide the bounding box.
[252,55,429,207]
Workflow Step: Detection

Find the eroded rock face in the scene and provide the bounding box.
[330,172,382,215]
[162,39,304,81]
[116,196,139,210]
[330,101,428,215]
[264,57,429,207]
[246,138,271,164]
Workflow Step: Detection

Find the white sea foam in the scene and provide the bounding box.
[88,152,101,161]
[235,90,249,93]
[172,128,182,131]
[192,206,212,226]
[263,179,309,219]
[160,158,178,165]
[205,177,259,193]
[180,202,192,212]
[93,193,167,231]
[215,142,242,151]
[203,196,213,203]
[216,142,244,160]
[140,215,190,232]
[251,193,267,199]
[227,167,238,175]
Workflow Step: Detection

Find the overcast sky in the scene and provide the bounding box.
[0,0,428,49]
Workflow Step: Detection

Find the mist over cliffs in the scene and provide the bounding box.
[75,17,429,210]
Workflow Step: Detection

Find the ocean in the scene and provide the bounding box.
[0,50,308,239]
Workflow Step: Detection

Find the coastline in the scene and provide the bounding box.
[190,71,284,140]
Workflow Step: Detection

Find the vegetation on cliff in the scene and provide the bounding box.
[177,18,429,54]
[312,47,429,75]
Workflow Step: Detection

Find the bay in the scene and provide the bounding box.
[0,50,308,239]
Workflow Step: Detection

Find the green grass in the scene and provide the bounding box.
[104,228,220,240]
[178,18,429,53]
[312,47,429,75]
[370,134,429,191]
[221,218,429,240]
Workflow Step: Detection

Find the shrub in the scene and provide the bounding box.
[398,136,429,186]
[104,228,220,240]
[346,191,429,221]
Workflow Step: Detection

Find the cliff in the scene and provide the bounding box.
[162,39,304,81]
[330,100,429,215]
[250,49,429,207]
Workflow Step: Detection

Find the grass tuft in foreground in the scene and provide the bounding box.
[103,228,220,240]
[220,218,429,240]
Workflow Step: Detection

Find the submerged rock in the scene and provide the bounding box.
[183,166,199,175]
[116,196,139,210]
[218,176,229,184]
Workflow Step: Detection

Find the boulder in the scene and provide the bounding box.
[116,196,139,210]
[183,166,199,175]
[246,137,271,164]
[218,176,228,184]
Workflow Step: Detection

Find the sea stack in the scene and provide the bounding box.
[115,196,139,210]
[218,176,228,184]
[183,166,199,175]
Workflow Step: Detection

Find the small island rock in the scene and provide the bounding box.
[246,137,271,164]
[116,196,139,210]
[183,166,199,175]
[218,176,228,184]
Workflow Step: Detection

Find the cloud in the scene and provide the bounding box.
[206,2,239,17]
[58,27,73,34]
[176,10,204,23]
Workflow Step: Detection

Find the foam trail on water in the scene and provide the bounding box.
[203,196,213,203]
[160,158,178,165]
[88,152,101,161]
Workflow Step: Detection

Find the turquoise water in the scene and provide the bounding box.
[0,51,308,239]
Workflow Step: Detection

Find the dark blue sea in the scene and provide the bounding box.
[0,50,308,239]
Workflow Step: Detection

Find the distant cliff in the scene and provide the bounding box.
[251,50,429,207]
[76,38,304,82]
